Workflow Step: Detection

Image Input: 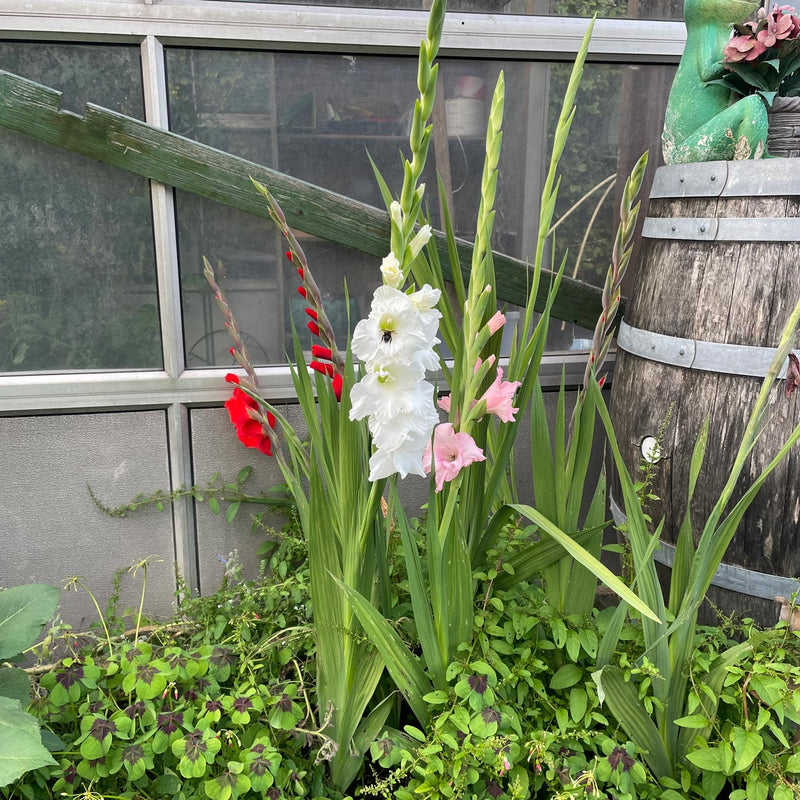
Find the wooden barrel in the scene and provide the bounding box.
[609,159,800,627]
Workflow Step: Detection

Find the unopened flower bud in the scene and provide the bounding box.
[390,201,403,229]
[408,225,432,258]
[380,252,403,288]
[487,311,506,335]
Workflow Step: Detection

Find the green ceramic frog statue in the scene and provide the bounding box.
[662,0,769,163]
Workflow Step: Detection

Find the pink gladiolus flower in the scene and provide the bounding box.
[437,394,451,413]
[480,367,522,423]
[422,423,485,492]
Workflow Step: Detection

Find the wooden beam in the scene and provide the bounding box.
[0,69,604,329]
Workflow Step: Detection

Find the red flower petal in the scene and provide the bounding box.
[310,361,334,377]
[311,345,332,360]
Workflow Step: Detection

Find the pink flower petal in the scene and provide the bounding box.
[480,367,522,423]
[423,423,485,492]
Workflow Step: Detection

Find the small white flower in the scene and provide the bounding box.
[380,251,404,288]
[409,283,440,313]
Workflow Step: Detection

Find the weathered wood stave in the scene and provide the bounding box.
[609,160,800,626]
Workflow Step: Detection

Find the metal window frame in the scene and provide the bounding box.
[0,1,684,60]
[0,0,674,590]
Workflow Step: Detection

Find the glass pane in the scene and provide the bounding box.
[168,46,674,363]
[0,43,161,372]
[200,0,683,19]
[0,411,176,625]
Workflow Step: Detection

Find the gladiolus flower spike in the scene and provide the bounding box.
[251,179,346,400]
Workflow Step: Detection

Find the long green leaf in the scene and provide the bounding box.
[668,418,708,615]
[508,503,659,622]
[564,471,607,617]
[595,600,628,669]
[495,523,604,590]
[589,378,669,665]
[393,486,446,689]
[593,666,672,779]
[336,580,433,727]
[330,649,386,789]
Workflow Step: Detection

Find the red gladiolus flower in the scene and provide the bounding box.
[332,373,343,401]
[224,374,274,456]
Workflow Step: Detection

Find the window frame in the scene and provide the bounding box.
[0,0,684,591]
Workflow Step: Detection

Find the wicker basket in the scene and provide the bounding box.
[767,95,800,158]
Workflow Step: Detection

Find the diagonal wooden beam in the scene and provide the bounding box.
[0,69,604,329]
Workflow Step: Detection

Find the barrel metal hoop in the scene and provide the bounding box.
[609,493,800,601]
[642,216,799,242]
[650,160,800,198]
[650,161,728,198]
[617,319,794,378]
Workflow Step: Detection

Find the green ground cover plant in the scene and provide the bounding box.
[8,524,800,799]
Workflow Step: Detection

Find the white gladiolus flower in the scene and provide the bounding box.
[380,252,404,288]
[351,285,435,367]
[350,361,427,422]
[409,283,441,313]
[371,417,437,462]
[365,392,438,480]
[367,427,431,480]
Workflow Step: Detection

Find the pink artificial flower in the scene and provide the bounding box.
[479,367,522,423]
[422,423,485,492]
[758,4,797,45]
[786,352,800,398]
[724,34,767,62]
